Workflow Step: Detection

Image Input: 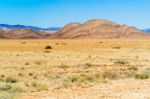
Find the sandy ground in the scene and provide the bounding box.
[22,79,150,99]
[0,39,150,99]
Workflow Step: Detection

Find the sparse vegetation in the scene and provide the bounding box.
[25,62,30,65]
[18,73,23,76]
[0,84,24,99]
[59,64,68,68]
[44,50,50,53]
[114,60,128,65]
[112,46,121,49]
[102,71,118,80]
[134,73,149,79]
[0,77,4,82]
[0,40,150,98]
[134,68,150,80]
[31,81,48,91]
[127,66,138,71]
[10,85,24,93]
[84,63,92,68]
[0,84,12,91]
[35,61,41,65]
[5,76,18,83]
[29,72,33,76]
[60,73,107,88]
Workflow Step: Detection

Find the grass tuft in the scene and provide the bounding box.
[31,81,48,91]
[5,76,18,83]
[134,73,149,79]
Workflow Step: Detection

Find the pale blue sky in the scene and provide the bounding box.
[0,0,150,29]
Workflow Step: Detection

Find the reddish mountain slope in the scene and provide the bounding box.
[3,29,47,39]
[0,28,6,38]
[51,19,150,39]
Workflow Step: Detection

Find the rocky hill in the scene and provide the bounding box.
[2,28,48,39]
[51,19,150,39]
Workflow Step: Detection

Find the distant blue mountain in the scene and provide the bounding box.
[142,29,150,33]
[0,24,62,31]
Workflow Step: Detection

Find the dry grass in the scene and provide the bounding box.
[0,39,150,99]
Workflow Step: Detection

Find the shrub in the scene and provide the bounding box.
[0,84,12,91]
[127,66,138,71]
[18,73,23,76]
[35,61,41,65]
[112,47,121,49]
[25,62,30,65]
[143,68,150,74]
[84,63,92,68]
[0,74,5,81]
[5,76,17,83]
[24,81,29,87]
[114,60,128,65]
[102,71,118,79]
[44,50,50,53]
[1,74,5,77]
[60,74,107,88]
[31,81,48,91]
[134,73,149,79]
[56,43,59,45]
[68,74,103,84]
[0,77,4,82]
[88,55,92,59]
[33,75,38,79]
[10,85,24,93]
[45,45,52,49]
[29,72,33,76]
[59,64,68,68]
[21,67,24,70]
[21,41,26,44]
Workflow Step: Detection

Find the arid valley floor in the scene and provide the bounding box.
[0,39,150,99]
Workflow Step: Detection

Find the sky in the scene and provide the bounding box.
[0,0,150,29]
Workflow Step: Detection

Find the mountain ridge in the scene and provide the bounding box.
[143,29,150,33]
[0,19,150,39]
[0,24,61,31]
[51,19,150,39]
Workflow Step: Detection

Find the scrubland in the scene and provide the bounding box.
[0,39,150,99]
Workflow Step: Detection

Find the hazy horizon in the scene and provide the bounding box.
[0,0,150,29]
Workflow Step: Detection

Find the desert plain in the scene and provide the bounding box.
[0,39,150,99]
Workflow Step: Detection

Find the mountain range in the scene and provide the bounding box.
[50,19,150,39]
[143,29,150,33]
[0,24,61,31]
[0,19,150,39]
